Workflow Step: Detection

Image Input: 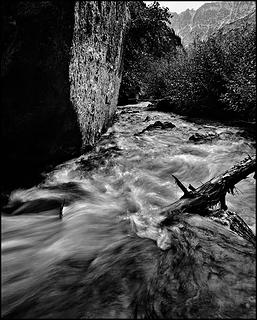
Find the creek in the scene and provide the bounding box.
[2,102,256,318]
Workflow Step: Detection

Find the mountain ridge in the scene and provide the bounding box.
[168,1,256,46]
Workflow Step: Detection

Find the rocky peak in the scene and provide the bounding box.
[168,1,256,46]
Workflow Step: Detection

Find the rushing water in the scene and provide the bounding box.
[2,102,256,318]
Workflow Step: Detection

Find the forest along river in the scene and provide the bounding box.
[2,102,256,317]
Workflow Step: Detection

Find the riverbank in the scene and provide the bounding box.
[145,99,256,140]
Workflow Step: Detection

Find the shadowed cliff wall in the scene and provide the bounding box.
[70,1,129,148]
[1,1,130,192]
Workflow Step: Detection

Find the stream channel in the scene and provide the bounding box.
[2,102,256,318]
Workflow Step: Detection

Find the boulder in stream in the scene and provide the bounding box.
[138,121,176,134]
[189,132,219,142]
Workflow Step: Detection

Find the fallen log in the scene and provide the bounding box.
[2,157,256,319]
[127,157,256,317]
[160,156,256,219]
[132,156,256,248]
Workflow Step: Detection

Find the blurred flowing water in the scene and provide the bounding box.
[1,102,256,318]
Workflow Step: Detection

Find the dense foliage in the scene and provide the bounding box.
[118,1,182,104]
[142,21,256,120]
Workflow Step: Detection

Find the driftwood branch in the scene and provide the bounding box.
[132,157,256,249]
[159,157,256,220]
[156,156,256,245]
[172,174,191,197]
[188,184,196,191]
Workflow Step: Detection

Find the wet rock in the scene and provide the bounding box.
[189,132,218,142]
[138,121,176,134]
[78,145,121,171]
[218,131,238,140]
[162,121,176,129]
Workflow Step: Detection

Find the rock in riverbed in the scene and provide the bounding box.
[189,132,219,142]
[137,121,176,135]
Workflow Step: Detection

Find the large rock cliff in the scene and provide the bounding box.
[70,2,128,148]
[1,1,130,191]
[168,1,256,46]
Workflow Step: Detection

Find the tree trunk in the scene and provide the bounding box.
[132,156,256,249]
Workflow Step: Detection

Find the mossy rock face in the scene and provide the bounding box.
[1,1,130,191]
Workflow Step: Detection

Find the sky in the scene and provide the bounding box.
[144,1,212,13]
